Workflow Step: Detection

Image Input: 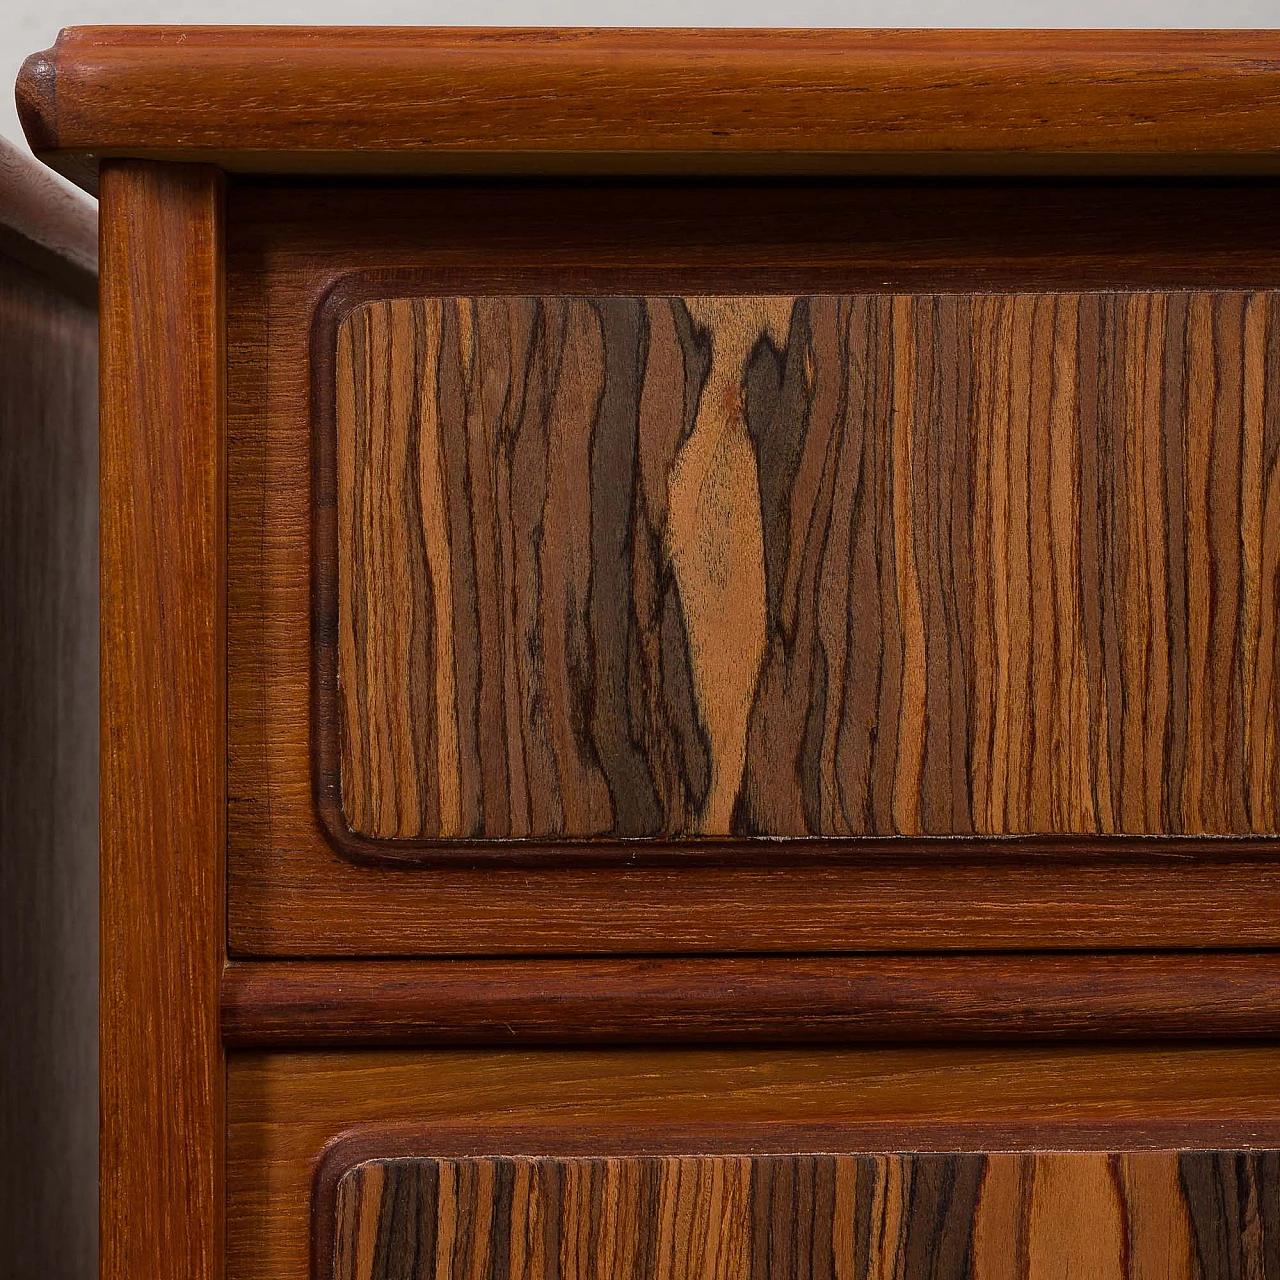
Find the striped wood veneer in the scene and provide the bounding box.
[333,294,1280,842]
[330,1151,1280,1280]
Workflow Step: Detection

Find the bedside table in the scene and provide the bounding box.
[19,28,1280,1279]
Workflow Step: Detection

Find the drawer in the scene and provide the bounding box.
[228,1045,1280,1280]
[227,180,1280,954]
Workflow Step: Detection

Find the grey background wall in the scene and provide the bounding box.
[7,4,1280,164]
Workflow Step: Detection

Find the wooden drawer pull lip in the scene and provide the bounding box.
[222,954,1280,1046]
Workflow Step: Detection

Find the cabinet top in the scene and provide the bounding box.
[19,27,1280,193]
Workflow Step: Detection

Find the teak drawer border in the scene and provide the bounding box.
[230,180,1280,951]
[230,1045,1280,1280]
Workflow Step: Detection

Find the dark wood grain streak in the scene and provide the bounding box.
[22,29,1280,193]
[221,955,1280,1046]
[0,145,97,1280]
[325,1150,1279,1280]
[327,292,1280,846]
[99,161,225,1280]
[229,181,1280,953]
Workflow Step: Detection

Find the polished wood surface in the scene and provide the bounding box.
[0,140,97,1280]
[328,1150,1279,1280]
[51,29,1280,1279]
[331,291,1280,845]
[228,1046,1280,1280]
[100,161,225,1280]
[21,30,1280,192]
[222,954,1280,1046]
[230,181,1280,952]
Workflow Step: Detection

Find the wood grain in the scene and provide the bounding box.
[0,151,97,1280]
[326,1150,1280,1280]
[99,161,225,1280]
[221,954,1280,1046]
[22,30,1280,192]
[229,180,1280,952]
[329,291,1280,844]
[227,1046,1280,1280]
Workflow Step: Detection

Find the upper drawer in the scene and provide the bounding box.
[228,180,1280,954]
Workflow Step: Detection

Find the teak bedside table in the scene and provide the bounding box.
[19,27,1280,1279]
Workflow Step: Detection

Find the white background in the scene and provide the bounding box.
[6,3,1280,170]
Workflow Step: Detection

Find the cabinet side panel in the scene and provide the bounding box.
[0,253,97,1278]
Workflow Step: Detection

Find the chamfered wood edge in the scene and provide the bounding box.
[16,48,58,154]
[0,136,95,301]
[307,1121,1280,1280]
[222,954,1280,1047]
[22,28,1280,192]
[99,160,226,1280]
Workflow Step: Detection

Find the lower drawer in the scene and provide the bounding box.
[229,1047,1280,1280]
[328,1151,1280,1280]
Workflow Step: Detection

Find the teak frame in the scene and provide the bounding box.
[18,27,1280,1280]
[99,160,226,1280]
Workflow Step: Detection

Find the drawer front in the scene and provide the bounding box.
[331,1151,1277,1280]
[228,180,1280,954]
[228,1045,1280,1280]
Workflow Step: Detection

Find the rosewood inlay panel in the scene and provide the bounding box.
[329,1152,1280,1280]
[329,293,1280,843]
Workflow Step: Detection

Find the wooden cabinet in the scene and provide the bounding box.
[18,27,1280,1280]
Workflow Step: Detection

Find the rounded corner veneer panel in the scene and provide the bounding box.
[318,287,1280,854]
[318,1147,1280,1280]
